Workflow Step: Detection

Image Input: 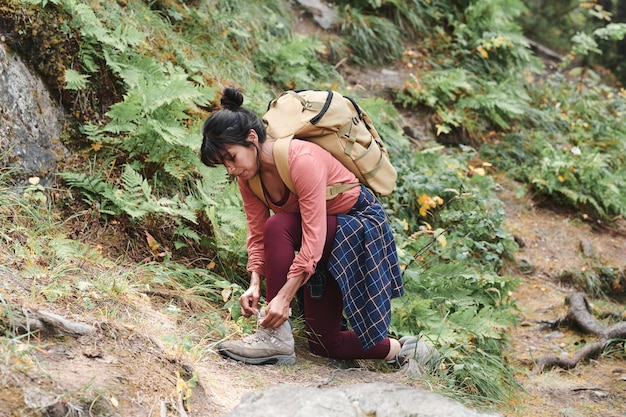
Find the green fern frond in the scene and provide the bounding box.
[64,69,90,90]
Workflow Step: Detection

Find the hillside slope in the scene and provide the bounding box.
[1,2,625,415]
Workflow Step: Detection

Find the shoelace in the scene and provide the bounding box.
[243,327,275,345]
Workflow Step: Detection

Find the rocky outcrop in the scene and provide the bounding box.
[0,41,67,186]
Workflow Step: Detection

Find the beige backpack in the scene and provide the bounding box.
[248,90,397,206]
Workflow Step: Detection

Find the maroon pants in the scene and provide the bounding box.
[263,212,391,359]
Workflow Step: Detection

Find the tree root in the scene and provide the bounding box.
[532,292,626,373]
[2,306,94,337]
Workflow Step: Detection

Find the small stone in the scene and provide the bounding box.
[579,238,594,257]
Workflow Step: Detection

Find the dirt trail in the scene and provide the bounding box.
[496,176,626,417]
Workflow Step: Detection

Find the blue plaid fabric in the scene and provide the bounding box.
[328,186,403,350]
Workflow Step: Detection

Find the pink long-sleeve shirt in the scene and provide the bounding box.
[238,139,360,282]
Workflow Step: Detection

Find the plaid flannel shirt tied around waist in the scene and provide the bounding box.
[328,186,404,350]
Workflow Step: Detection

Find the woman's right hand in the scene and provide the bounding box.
[239,272,262,317]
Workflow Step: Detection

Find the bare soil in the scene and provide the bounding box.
[496,176,626,417]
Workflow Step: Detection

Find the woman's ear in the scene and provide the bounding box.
[248,129,259,143]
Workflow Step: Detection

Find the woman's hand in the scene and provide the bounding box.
[239,272,262,317]
[259,273,304,328]
[260,295,292,328]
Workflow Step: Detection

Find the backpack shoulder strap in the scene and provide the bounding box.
[273,139,296,195]
[248,175,269,207]
[246,139,293,207]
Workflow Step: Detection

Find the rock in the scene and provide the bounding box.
[579,238,594,258]
[295,0,337,30]
[224,382,502,417]
[517,258,536,275]
[0,41,67,186]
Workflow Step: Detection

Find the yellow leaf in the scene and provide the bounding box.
[145,231,160,252]
[221,287,232,302]
[473,167,486,176]
[176,372,193,402]
[208,261,216,269]
[176,371,186,394]
[418,194,437,217]
[91,143,103,151]
[477,45,489,59]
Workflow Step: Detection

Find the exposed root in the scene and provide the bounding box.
[2,306,94,337]
[532,292,626,373]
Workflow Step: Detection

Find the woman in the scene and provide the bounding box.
[200,86,420,365]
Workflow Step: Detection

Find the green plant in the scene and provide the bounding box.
[253,33,341,90]
[391,262,520,403]
[336,0,431,38]
[385,145,520,403]
[481,71,626,220]
[336,5,404,66]
[388,146,517,271]
[557,263,626,300]
[397,69,531,138]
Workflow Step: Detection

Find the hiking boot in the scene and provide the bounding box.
[397,338,439,367]
[218,313,296,365]
[398,338,439,366]
[388,335,440,374]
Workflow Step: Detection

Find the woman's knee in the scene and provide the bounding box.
[308,333,342,358]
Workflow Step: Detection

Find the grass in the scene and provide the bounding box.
[0,164,237,348]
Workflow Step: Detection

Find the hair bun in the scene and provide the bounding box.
[221,86,244,110]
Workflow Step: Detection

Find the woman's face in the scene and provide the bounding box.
[222,143,258,181]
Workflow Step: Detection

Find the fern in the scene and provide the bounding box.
[60,172,120,216]
[399,267,519,343]
[253,33,341,90]
[62,167,197,222]
[459,79,530,129]
[102,166,196,222]
[64,69,89,90]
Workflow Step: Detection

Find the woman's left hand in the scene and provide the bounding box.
[259,273,304,328]
[260,296,292,328]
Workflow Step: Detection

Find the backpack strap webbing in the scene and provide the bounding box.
[273,138,296,195]
[248,174,268,207]
[245,140,292,208]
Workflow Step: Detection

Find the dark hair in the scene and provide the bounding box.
[200,86,266,167]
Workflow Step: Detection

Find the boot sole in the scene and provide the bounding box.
[219,348,296,366]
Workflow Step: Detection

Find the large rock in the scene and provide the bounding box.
[224,382,502,417]
[0,41,67,185]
